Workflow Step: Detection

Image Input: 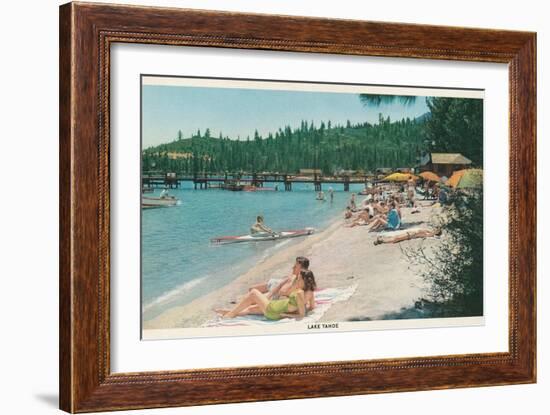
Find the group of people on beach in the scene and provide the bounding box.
[215,256,317,321]
[214,179,447,322]
[345,197,402,231]
[344,181,413,231]
[343,180,445,245]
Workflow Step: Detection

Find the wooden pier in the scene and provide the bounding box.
[142,172,372,191]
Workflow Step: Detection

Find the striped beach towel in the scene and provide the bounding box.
[203,284,358,328]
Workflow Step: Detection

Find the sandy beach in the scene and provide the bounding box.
[144,201,444,330]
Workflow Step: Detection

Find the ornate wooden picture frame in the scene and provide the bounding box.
[59,2,536,412]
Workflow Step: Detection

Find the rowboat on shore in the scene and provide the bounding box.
[142,196,179,209]
[211,227,315,244]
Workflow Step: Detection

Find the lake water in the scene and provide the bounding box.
[142,181,365,321]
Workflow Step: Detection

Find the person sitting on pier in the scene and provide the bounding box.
[250,215,276,236]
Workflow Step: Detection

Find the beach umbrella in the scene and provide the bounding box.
[446,169,483,188]
[419,171,440,182]
[456,168,483,189]
[383,172,419,182]
[446,170,467,188]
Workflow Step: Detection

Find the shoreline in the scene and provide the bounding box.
[143,213,345,329]
[144,202,443,331]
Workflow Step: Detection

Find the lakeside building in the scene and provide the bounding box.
[418,152,472,177]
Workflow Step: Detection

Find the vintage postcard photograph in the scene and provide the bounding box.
[140,76,484,339]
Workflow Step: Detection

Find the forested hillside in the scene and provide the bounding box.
[142,96,483,174]
[143,114,427,174]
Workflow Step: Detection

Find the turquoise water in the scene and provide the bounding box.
[142,182,365,321]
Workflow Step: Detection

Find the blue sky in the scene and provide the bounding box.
[142,84,430,148]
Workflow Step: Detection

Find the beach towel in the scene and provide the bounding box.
[203,285,358,328]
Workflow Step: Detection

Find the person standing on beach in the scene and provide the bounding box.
[438,185,449,205]
[349,193,357,211]
[328,187,334,203]
[423,181,430,200]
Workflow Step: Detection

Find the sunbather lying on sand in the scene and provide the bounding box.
[373,227,442,245]
[215,270,317,320]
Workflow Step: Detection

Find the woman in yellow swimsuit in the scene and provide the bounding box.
[219,270,316,320]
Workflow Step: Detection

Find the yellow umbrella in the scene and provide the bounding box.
[383,172,419,182]
[419,171,440,182]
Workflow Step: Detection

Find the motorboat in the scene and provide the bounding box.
[142,195,179,209]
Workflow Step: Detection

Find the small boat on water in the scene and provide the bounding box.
[142,187,154,194]
[243,185,276,192]
[221,180,245,191]
[142,196,179,209]
[211,228,315,244]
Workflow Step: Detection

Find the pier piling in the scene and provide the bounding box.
[142,171,377,191]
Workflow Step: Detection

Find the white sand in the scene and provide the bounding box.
[144,203,443,330]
